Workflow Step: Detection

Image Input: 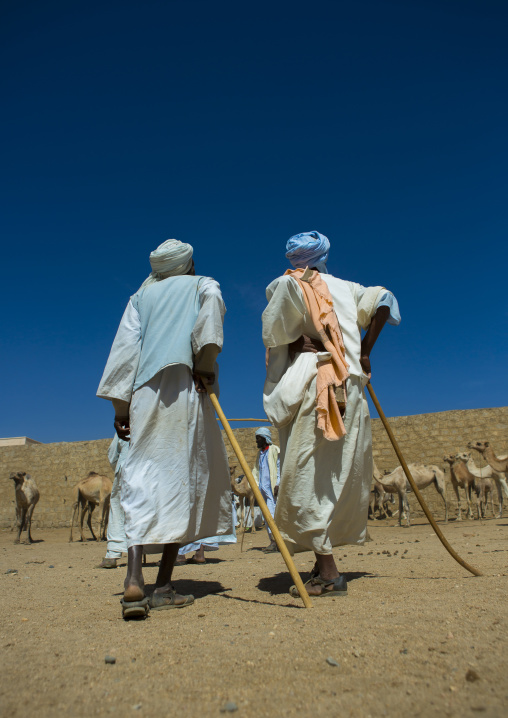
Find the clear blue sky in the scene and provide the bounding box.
[1,0,507,443]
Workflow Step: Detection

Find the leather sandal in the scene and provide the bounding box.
[289,573,347,598]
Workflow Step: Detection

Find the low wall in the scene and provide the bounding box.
[1,406,506,529]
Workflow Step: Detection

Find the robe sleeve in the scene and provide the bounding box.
[348,282,401,329]
[262,276,307,348]
[192,278,226,376]
[97,300,142,404]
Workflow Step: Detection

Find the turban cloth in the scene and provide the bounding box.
[285,231,330,274]
[255,427,272,444]
[149,239,193,277]
[139,239,194,289]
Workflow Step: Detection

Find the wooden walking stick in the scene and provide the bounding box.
[205,385,313,608]
[367,382,482,577]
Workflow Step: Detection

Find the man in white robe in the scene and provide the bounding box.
[262,231,400,598]
[97,239,232,618]
[251,427,280,552]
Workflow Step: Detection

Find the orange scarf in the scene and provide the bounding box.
[285,268,350,440]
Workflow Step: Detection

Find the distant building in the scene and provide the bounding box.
[0,437,43,447]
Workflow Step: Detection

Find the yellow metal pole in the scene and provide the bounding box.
[367,383,482,577]
[206,386,313,608]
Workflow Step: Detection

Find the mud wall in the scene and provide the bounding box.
[1,406,506,529]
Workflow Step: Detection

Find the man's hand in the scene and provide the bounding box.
[114,415,130,440]
[193,373,214,394]
[360,354,372,380]
[274,485,279,498]
[288,334,325,361]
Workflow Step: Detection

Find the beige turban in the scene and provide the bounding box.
[139,239,194,289]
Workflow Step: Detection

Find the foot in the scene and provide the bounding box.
[123,583,145,602]
[188,554,206,564]
[305,576,342,596]
[97,558,118,569]
[175,555,187,566]
[151,584,194,608]
[262,542,278,553]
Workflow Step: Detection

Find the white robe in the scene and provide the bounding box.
[98,278,232,548]
[262,274,396,555]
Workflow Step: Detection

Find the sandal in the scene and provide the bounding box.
[149,590,195,611]
[120,596,150,619]
[262,544,279,553]
[187,556,207,565]
[289,574,347,598]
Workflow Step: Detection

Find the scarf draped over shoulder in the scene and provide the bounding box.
[284,268,349,441]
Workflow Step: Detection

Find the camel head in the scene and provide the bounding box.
[9,471,26,487]
[468,441,488,454]
[455,452,471,463]
[443,454,455,466]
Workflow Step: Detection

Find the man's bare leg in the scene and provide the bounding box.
[124,546,144,601]
[153,543,190,606]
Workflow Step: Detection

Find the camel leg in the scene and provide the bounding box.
[69,503,77,542]
[25,503,36,543]
[451,482,461,521]
[397,492,404,527]
[465,485,474,520]
[494,481,503,518]
[87,504,97,540]
[404,493,410,527]
[79,502,86,541]
[14,507,26,544]
[438,488,448,524]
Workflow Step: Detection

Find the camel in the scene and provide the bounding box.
[455,452,504,518]
[375,464,448,526]
[374,466,411,526]
[69,472,112,542]
[443,454,475,521]
[229,465,256,532]
[10,472,40,544]
[468,441,508,476]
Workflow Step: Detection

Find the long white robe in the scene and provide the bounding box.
[262,274,398,555]
[98,278,232,549]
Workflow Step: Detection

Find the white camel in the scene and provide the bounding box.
[376,464,448,526]
[10,472,40,544]
[468,441,508,496]
[455,452,504,518]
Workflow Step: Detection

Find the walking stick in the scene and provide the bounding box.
[367,383,482,577]
[205,385,313,608]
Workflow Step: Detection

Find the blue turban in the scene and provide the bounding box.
[255,427,272,444]
[285,231,330,274]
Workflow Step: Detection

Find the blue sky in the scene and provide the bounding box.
[1,0,507,443]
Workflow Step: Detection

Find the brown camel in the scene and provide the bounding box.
[10,472,40,544]
[468,441,508,474]
[455,452,504,518]
[69,472,112,542]
[443,454,475,521]
[229,465,256,532]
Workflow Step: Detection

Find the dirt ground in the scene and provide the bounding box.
[1,517,507,718]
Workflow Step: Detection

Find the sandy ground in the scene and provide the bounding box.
[1,518,507,718]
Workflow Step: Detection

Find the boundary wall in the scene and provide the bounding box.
[1,406,506,529]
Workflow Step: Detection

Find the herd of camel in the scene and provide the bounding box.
[370,441,508,526]
[7,439,508,544]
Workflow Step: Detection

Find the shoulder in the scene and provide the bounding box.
[266,274,300,301]
[269,444,280,454]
